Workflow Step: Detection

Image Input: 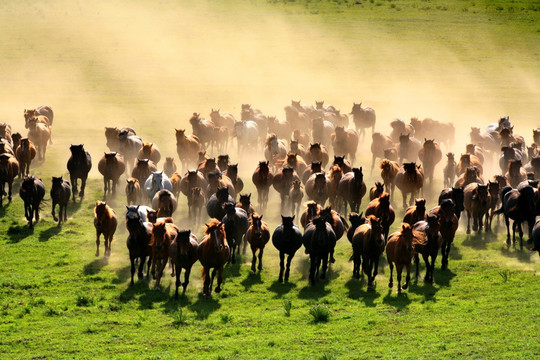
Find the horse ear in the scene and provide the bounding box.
[125,205,129,210]
[291,215,295,220]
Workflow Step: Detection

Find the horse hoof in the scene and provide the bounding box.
[329,257,336,264]
[466,229,471,235]
[278,277,283,283]
[402,284,408,290]
[215,286,222,293]
[388,282,393,288]
[95,252,99,257]
[320,274,326,280]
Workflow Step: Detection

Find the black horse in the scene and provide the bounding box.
[206,186,233,220]
[125,209,153,285]
[19,175,45,228]
[50,176,71,225]
[302,216,336,285]
[222,202,249,264]
[496,185,536,248]
[272,215,303,283]
[67,144,92,201]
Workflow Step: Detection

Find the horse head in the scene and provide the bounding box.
[251,213,263,236]
[205,220,225,252]
[177,230,192,256]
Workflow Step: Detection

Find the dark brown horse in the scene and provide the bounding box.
[206,187,234,220]
[332,155,352,174]
[252,161,274,211]
[180,170,208,204]
[506,159,527,188]
[463,183,491,234]
[150,220,178,290]
[224,164,244,197]
[365,193,395,241]
[457,153,483,176]
[429,199,458,270]
[413,214,442,283]
[188,187,204,224]
[273,166,300,214]
[272,216,303,282]
[418,139,442,184]
[98,152,126,199]
[300,201,322,228]
[125,206,153,285]
[93,201,117,257]
[131,159,158,191]
[351,215,384,289]
[398,133,421,163]
[371,132,395,171]
[198,220,230,297]
[67,144,92,201]
[403,198,426,226]
[189,112,216,149]
[305,172,331,206]
[386,223,415,293]
[15,138,36,178]
[246,213,271,273]
[302,216,336,285]
[454,166,483,188]
[125,178,141,205]
[379,159,400,198]
[50,176,71,225]
[19,175,45,228]
[301,161,324,185]
[395,163,424,208]
[0,154,19,206]
[337,167,367,214]
[369,182,384,201]
[331,127,359,163]
[350,102,376,141]
[236,193,255,215]
[169,229,199,298]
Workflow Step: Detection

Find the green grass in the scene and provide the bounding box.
[0,0,540,358]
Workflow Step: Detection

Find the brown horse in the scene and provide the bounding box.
[206,171,235,199]
[169,229,199,298]
[252,161,274,211]
[98,152,126,199]
[188,187,205,224]
[105,127,136,153]
[413,213,442,283]
[224,164,244,196]
[301,161,324,185]
[331,127,359,164]
[443,153,457,188]
[180,170,208,203]
[190,112,216,150]
[93,201,118,257]
[464,183,491,234]
[236,193,255,215]
[0,123,12,145]
[292,129,310,147]
[365,193,395,241]
[67,144,92,201]
[267,116,291,141]
[398,133,421,163]
[350,102,376,141]
[311,118,335,147]
[351,215,384,289]
[305,172,331,206]
[289,180,304,218]
[131,159,158,190]
[506,159,527,188]
[390,119,415,142]
[284,153,307,176]
[300,201,322,228]
[403,198,426,226]
[163,157,177,177]
[305,143,329,168]
[386,223,416,293]
[328,165,343,210]
[138,142,161,165]
[152,189,177,218]
[264,133,287,168]
[371,132,395,171]
[0,154,19,206]
[410,117,455,147]
[369,182,384,201]
[273,166,300,214]
[175,129,201,170]
[290,140,308,160]
[457,153,483,176]
[27,117,50,161]
[150,220,179,290]
[169,171,182,198]
[395,163,424,208]
[50,176,71,225]
[379,159,400,198]
[466,143,485,164]
[429,199,458,269]
[272,215,303,282]
[337,167,367,214]
[15,138,36,178]
[197,157,219,180]
[454,166,483,188]
[19,175,45,228]
[332,155,352,174]
[125,178,141,205]
[418,139,442,184]
[246,213,271,273]
[12,133,22,153]
[198,220,230,297]
[486,180,500,232]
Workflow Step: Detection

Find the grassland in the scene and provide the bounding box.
[1,0,540,359]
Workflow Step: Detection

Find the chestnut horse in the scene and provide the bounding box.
[93,201,117,257]
[328,165,343,210]
[150,220,179,290]
[175,129,201,170]
[305,172,331,206]
[198,220,230,297]
[395,162,424,208]
[272,166,300,214]
[369,182,384,201]
[365,193,395,241]
[236,193,255,215]
[301,161,324,185]
[27,117,50,161]
[15,138,36,178]
[151,189,177,218]
[50,176,71,225]
[246,213,271,273]
[125,178,141,205]
[0,154,19,206]
[252,161,274,211]
[305,143,329,168]
[403,198,426,226]
[272,215,303,282]
[131,159,158,191]
[67,144,92,201]
[98,152,126,198]
[300,201,322,228]
[169,229,199,298]
[350,102,376,142]
[351,215,384,289]
[371,132,395,171]
[418,139,442,184]
[463,183,491,234]
[331,126,359,163]
[379,159,400,198]
[138,142,161,165]
[105,127,136,152]
[189,113,216,150]
[386,224,416,293]
[289,180,303,218]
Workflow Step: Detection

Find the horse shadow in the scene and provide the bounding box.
[137,284,172,310]
[500,245,534,263]
[344,278,380,307]
[188,293,222,320]
[6,223,33,243]
[112,264,133,284]
[224,260,242,278]
[267,280,296,298]
[240,272,263,291]
[382,290,412,310]
[118,280,150,303]
[448,244,463,261]
[461,231,498,250]
[433,268,456,288]
[408,279,439,302]
[38,225,62,242]
[83,257,109,276]
[298,282,331,300]
[161,295,193,314]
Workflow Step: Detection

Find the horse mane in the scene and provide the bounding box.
[204,218,224,236]
[379,159,391,169]
[265,133,277,145]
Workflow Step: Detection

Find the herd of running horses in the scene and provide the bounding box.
[1,101,540,298]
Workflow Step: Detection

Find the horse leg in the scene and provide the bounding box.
[182,266,191,295]
[402,191,407,209]
[80,176,87,199]
[130,257,136,285]
[285,254,293,282]
[52,200,58,222]
[320,255,328,280]
[251,245,257,273]
[278,252,285,283]
[396,264,403,292]
[174,265,182,300]
[151,255,157,279]
[309,255,317,285]
[414,253,420,279]
[353,251,360,279]
[202,267,210,297]
[258,248,264,271]
[138,256,146,280]
[103,177,108,199]
[215,267,224,293]
[504,214,511,245]
[387,258,394,288]
[63,203,68,222]
[466,210,472,234]
[71,176,78,200]
[95,230,101,257]
[371,154,376,173]
[402,263,411,290]
[371,256,380,289]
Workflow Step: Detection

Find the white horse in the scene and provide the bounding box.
[234,120,259,154]
[145,171,173,199]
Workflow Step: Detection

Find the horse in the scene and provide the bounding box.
[210,109,235,129]
[169,230,199,298]
[443,153,457,188]
[162,157,177,177]
[151,189,177,218]
[180,170,208,204]
[331,127,359,163]
[311,117,335,148]
[438,187,465,221]
[390,119,415,142]
[370,132,395,171]
[246,213,271,273]
[234,120,259,154]
[241,104,263,120]
[189,113,216,150]
[398,133,421,163]
[50,176,71,225]
[290,140,308,160]
[292,129,310,148]
[105,127,136,152]
[264,133,287,168]
[197,157,219,180]
[206,171,235,200]
[429,199,458,270]
[351,215,385,289]
[98,152,126,199]
[138,142,161,165]
[496,185,536,248]
[198,220,230,297]
[466,144,485,164]
[305,143,329,168]
[369,182,384,201]
[150,220,178,290]
[0,123,12,147]
[365,193,395,241]
[470,127,499,154]
[93,201,117,257]
[328,165,343,210]
[273,166,300,214]
[25,106,54,126]
[15,138,36,178]
[499,146,522,174]
[464,183,491,234]
[418,139,442,184]
[19,175,45,228]
[189,187,205,224]
[454,166,484,188]
[395,162,424,208]
[252,161,274,212]
[222,202,250,264]
[206,186,234,220]
[413,214,442,283]
[409,117,455,147]
[350,102,376,141]
[332,155,352,174]
[499,126,525,148]
[0,141,13,156]
[131,159,158,190]
[169,171,182,198]
[379,159,400,198]
[0,154,19,206]
[125,207,153,284]
[224,164,244,197]
[145,171,173,200]
[67,144,92,201]
[337,167,366,215]
[284,153,307,176]
[125,178,141,205]
[305,172,331,206]
[12,133,22,153]
[301,161,324,185]
[347,212,366,243]
[302,216,337,285]
[175,129,201,170]
[300,201,322,228]
[486,180,500,232]
[525,156,540,179]
[403,198,426,226]
[289,180,304,218]
[272,216,303,282]
[267,116,291,141]
[27,117,50,161]
[386,224,416,293]
[319,206,348,263]
[506,160,527,188]
[117,129,143,174]
[457,153,483,176]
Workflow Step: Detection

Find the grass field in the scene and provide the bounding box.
[1,0,540,359]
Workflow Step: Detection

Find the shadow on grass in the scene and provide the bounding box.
[461,231,498,250]
[345,278,380,307]
[188,293,222,320]
[39,224,62,242]
[137,283,172,310]
[433,267,456,288]
[67,199,82,215]
[240,272,263,291]
[83,257,109,276]
[267,280,297,298]
[224,259,242,278]
[500,244,534,263]
[7,223,33,243]
[298,281,331,300]
[382,290,412,310]
[118,280,150,303]
[112,264,133,284]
